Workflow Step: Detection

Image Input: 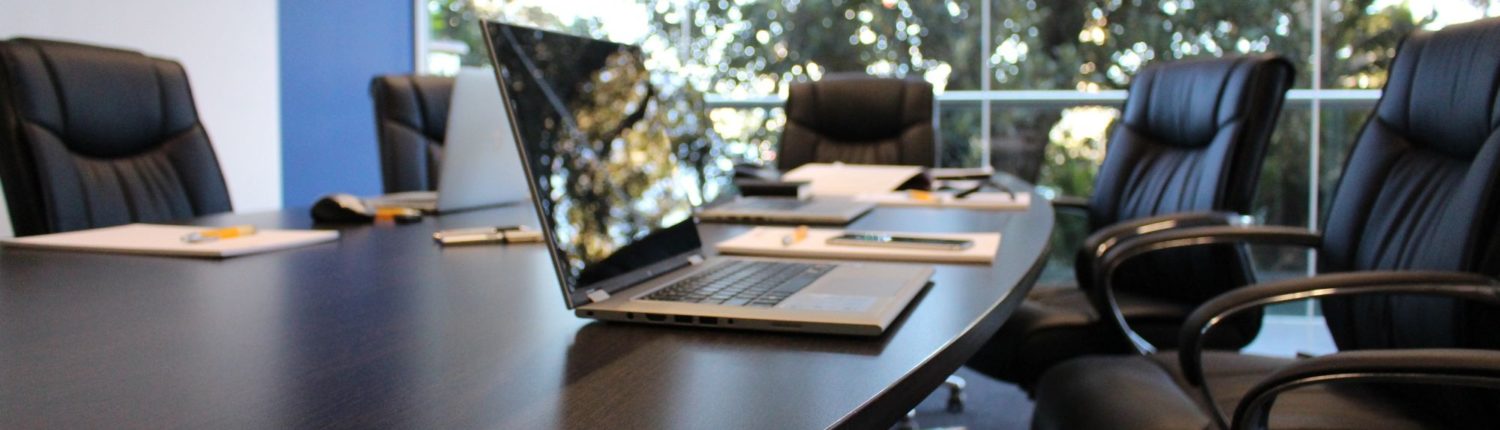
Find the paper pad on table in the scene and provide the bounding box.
[1,224,340,258]
[780,163,923,196]
[855,191,1030,210]
[715,227,1000,264]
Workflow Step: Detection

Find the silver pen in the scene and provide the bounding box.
[433,226,537,245]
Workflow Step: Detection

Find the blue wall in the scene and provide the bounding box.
[279,1,414,207]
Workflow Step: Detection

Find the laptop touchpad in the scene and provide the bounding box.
[814,272,909,296]
[779,293,878,312]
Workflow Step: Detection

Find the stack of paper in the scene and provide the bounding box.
[1,224,340,258]
[715,227,1000,264]
[855,191,1031,210]
[780,163,923,196]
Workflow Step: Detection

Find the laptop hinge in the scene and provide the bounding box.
[586,289,611,303]
[687,254,705,265]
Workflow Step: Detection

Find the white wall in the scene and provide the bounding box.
[0,0,282,237]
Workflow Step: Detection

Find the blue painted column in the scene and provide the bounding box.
[279,1,414,207]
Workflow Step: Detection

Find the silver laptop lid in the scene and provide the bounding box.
[482,21,732,309]
[434,67,530,212]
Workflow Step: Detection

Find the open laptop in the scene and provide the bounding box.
[483,21,933,336]
[367,68,530,213]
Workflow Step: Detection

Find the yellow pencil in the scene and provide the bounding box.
[781,225,809,247]
[181,225,257,243]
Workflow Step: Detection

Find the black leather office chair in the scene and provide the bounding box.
[965,55,1295,391]
[0,38,232,236]
[369,75,454,193]
[1032,18,1500,429]
[776,74,936,170]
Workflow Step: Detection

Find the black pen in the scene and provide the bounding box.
[989,179,1016,200]
[954,184,983,199]
[955,180,1016,200]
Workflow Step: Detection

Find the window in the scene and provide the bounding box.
[419,0,1500,355]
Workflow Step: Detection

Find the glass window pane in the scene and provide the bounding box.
[938,103,987,168]
[991,0,1314,90]
[1253,105,1311,270]
[1255,106,1312,315]
[691,0,983,97]
[709,107,784,165]
[987,105,1117,284]
[1031,105,1115,196]
[1322,1,1500,89]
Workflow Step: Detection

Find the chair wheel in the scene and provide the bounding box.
[944,375,966,413]
[947,395,965,413]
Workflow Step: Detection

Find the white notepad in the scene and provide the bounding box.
[715,227,1001,264]
[780,163,923,196]
[1,224,340,258]
[855,191,1032,210]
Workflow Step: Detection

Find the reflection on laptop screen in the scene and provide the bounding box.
[484,22,730,299]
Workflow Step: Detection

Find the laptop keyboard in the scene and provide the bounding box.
[642,261,835,307]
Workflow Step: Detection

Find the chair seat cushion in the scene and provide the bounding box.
[965,284,1195,390]
[1031,352,1439,430]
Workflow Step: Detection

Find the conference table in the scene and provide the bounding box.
[0,176,1054,429]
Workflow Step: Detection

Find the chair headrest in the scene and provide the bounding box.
[370,75,454,144]
[3,38,198,159]
[1376,20,1500,159]
[784,74,933,142]
[1121,55,1292,148]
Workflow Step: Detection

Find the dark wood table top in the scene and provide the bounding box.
[0,182,1053,429]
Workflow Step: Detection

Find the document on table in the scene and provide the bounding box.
[780,163,923,196]
[0,224,339,258]
[855,191,1032,210]
[715,226,1001,264]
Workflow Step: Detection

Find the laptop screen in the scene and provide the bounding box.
[483,21,729,307]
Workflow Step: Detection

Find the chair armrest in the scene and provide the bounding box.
[1234,349,1500,430]
[1088,225,1324,355]
[1171,271,1500,429]
[1075,211,1248,291]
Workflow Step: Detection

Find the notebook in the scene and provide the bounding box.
[0,224,339,258]
[716,227,1001,264]
[780,163,924,196]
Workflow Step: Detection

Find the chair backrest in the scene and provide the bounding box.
[1083,55,1295,309]
[1319,18,1500,352]
[776,74,935,171]
[1088,55,1294,228]
[1314,19,1500,424]
[0,38,231,236]
[370,75,454,193]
